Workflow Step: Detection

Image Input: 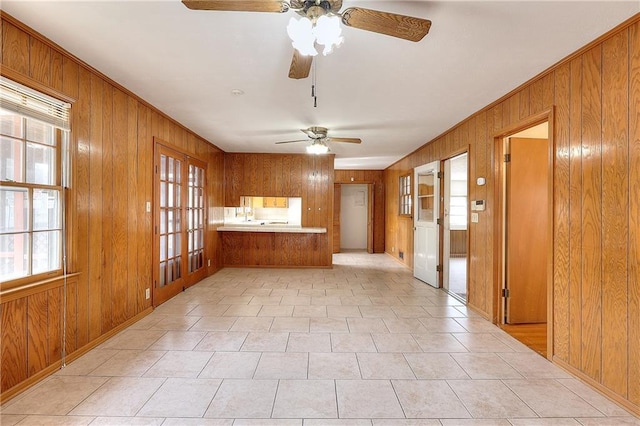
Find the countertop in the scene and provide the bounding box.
[217,224,326,234]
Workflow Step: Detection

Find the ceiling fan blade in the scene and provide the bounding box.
[288,49,313,79]
[275,139,308,144]
[341,7,431,42]
[182,0,287,13]
[328,137,362,144]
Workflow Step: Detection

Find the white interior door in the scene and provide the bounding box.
[414,161,439,287]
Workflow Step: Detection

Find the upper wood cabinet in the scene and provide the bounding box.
[263,197,288,208]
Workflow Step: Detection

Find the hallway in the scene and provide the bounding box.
[1,253,635,425]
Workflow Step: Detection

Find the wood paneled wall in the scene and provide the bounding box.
[334,170,385,253]
[0,14,225,399]
[223,153,334,267]
[384,15,640,414]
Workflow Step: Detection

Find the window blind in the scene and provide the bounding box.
[0,76,71,131]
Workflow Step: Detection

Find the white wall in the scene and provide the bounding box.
[340,184,368,250]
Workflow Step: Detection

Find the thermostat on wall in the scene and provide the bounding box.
[477,177,486,186]
[471,200,485,211]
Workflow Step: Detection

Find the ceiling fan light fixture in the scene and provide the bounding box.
[306,141,329,155]
[287,17,318,56]
[314,15,343,55]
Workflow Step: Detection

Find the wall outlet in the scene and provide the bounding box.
[399,251,404,260]
[145,288,150,300]
[392,246,395,252]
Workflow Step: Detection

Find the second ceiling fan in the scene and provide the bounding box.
[182,0,432,79]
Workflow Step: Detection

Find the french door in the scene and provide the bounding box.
[413,161,440,287]
[153,143,206,306]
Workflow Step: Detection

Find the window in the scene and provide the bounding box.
[399,173,412,216]
[0,77,70,287]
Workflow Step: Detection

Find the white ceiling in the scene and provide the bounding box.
[3,1,638,169]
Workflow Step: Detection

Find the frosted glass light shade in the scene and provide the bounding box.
[287,15,343,57]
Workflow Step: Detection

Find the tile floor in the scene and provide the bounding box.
[2,252,638,426]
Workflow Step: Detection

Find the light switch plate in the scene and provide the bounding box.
[471,213,479,223]
[146,201,151,213]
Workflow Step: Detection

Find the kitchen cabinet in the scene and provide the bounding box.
[263,197,288,208]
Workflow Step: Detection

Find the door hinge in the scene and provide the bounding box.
[504,154,511,163]
[437,171,443,179]
[155,225,158,234]
[436,264,442,272]
[436,218,442,226]
[502,288,510,298]
[155,165,158,173]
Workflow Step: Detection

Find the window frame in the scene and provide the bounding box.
[399,173,412,217]
[0,115,65,291]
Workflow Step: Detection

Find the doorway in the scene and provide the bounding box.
[497,120,551,357]
[442,153,468,302]
[413,161,440,288]
[340,184,368,250]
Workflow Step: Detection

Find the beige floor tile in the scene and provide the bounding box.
[392,379,470,418]
[327,306,362,318]
[447,379,537,418]
[222,305,262,317]
[307,420,373,425]
[69,377,164,416]
[340,296,373,306]
[503,379,605,417]
[148,330,207,350]
[189,316,238,331]
[359,306,398,319]
[83,417,165,425]
[371,333,422,353]
[336,380,404,418]
[258,305,294,317]
[293,305,328,318]
[390,306,428,318]
[404,353,469,379]
[412,332,469,352]
[241,332,289,352]
[418,318,468,333]
[9,415,95,425]
[229,316,274,332]
[308,353,361,380]
[331,333,377,352]
[439,420,513,425]
[357,353,415,379]
[451,353,523,379]
[143,350,213,378]
[270,289,300,297]
[137,378,221,417]
[0,415,26,426]
[286,332,331,352]
[311,296,343,306]
[219,296,253,305]
[150,315,201,331]
[249,296,283,305]
[299,289,328,297]
[3,376,108,415]
[194,331,248,351]
[54,349,119,376]
[423,306,467,318]
[397,296,436,307]
[242,289,273,297]
[199,351,261,379]
[310,317,349,333]
[498,353,573,379]
[272,380,337,418]
[281,296,312,305]
[89,349,166,377]
[508,419,581,425]
[234,420,302,426]
[452,333,515,352]
[254,352,308,379]
[575,418,640,425]
[100,329,167,350]
[369,296,402,306]
[347,318,389,333]
[187,304,231,317]
[383,319,427,334]
[454,318,502,333]
[556,378,632,416]
[162,418,233,425]
[270,317,310,332]
[204,379,278,418]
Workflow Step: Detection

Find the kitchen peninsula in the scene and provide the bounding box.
[220,151,334,268]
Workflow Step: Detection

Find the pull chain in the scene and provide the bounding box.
[312,59,318,108]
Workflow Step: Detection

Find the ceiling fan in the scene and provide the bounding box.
[275,126,361,154]
[182,0,432,79]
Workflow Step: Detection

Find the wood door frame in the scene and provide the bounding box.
[440,148,469,298]
[492,109,555,360]
[333,182,375,253]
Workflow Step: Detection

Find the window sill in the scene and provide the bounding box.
[0,272,81,302]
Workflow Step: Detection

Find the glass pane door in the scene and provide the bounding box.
[187,160,206,275]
